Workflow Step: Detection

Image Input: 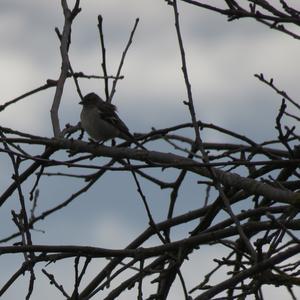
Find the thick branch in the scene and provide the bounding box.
[1,137,298,205]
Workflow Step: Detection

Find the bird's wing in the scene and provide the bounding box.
[96,101,130,135]
[103,112,130,134]
[95,100,116,115]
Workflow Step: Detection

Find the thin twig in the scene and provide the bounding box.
[108,18,139,103]
[97,15,110,101]
[42,269,70,298]
[51,0,81,137]
[0,80,57,112]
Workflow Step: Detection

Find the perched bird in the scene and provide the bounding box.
[80,93,145,148]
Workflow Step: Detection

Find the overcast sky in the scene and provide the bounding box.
[1,1,300,299]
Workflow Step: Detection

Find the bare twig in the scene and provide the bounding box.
[0,80,57,112]
[42,269,70,298]
[51,0,81,137]
[97,15,110,101]
[108,18,139,103]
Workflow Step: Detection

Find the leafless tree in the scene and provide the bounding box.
[1,1,300,299]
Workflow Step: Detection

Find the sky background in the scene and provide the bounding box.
[0,0,300,299]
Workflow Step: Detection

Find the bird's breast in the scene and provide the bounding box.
[80,107,120,141]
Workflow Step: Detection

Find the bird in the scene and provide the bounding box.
[79,93,145,149]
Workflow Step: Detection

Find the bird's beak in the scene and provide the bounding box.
[79,101,83,105]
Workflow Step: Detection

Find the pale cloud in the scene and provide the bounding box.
[90,213,139,248]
